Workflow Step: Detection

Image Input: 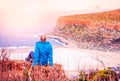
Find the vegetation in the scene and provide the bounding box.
[93,69,118,81]
[78,69,119,81]
[0,60,72,81]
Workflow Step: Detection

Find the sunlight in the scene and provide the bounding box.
[0,8,54,36]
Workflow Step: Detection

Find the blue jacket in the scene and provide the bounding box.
[32,41,53,66]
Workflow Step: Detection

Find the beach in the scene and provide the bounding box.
[1,45,120,77]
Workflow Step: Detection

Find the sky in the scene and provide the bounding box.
[0,0,120,37]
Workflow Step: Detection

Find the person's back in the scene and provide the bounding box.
[32,34,53,67]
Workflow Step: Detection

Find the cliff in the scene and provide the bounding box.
[52,9,120,51]
[56,9,120,29]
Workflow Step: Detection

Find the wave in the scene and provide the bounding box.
[0,46,32,50]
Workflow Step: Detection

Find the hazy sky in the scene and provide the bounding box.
[0,0,120,37]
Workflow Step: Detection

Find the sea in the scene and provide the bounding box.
[0,34,66,49]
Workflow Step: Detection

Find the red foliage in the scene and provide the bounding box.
[0,60,75,81]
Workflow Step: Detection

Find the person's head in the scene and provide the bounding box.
[39,33,46,42]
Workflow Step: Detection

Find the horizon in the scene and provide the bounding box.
[0,0,120,38]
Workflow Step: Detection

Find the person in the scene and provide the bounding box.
[25,51,34,63]
[32,33,53,67]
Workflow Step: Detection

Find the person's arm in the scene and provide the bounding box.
[32,42,39,66]
[48,45,53,66]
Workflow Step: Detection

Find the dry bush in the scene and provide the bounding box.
[93,69,118,81]
[0,60,76,81]
[0,48,11,60]
[0,60,31,81]
[30,64,70,81]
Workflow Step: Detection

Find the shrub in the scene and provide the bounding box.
[93,69,118,81]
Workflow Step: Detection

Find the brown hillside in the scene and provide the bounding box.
[56,9,120,30]
[52,9,120,51]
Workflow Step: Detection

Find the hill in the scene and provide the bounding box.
[52,9,120,52]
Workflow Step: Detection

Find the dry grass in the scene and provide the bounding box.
[0,60,76,81]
